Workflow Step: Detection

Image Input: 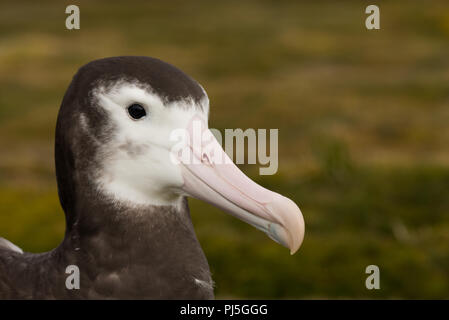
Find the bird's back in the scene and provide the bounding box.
[0,243,65,299]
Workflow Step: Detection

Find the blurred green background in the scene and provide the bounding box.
[0,0,448,298]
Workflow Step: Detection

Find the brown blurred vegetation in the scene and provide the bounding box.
[0,0,448,298]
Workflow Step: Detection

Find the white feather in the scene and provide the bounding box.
[0,237,23,254]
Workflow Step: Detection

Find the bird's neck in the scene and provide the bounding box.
[58,196,213,299]
[63,196,202,263]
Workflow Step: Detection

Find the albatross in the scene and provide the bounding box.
[0,56,304,299]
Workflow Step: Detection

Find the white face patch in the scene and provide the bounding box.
[91,80,209,207]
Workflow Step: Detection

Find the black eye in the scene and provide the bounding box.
[127,104,146,120]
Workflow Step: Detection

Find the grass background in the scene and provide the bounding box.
[0,0,448,298]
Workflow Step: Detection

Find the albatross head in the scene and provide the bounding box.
[57,56,305,254]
